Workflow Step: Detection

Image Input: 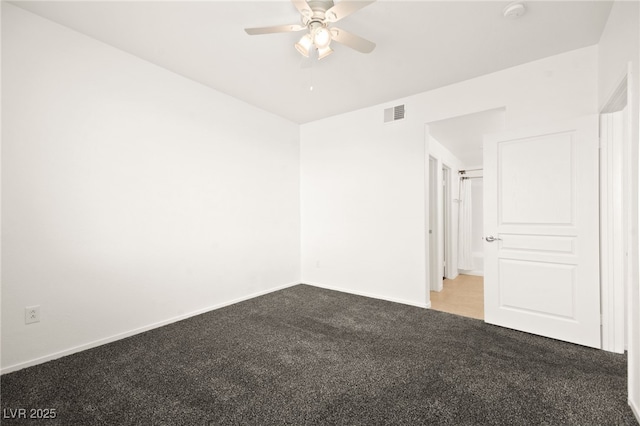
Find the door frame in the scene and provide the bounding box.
[427,151,457,292]
[600,68,633,354]
[428,156,442,291]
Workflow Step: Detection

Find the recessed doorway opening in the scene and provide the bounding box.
[426,107,506,320]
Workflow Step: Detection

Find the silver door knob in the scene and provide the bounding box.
[485,235,502,242]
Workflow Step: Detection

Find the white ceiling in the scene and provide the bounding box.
[11,1,612,124]
[428,107,506,167]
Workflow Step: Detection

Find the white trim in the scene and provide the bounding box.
[303,281,431,309]
[599,109,627,354]
[629,54,640,421]
[598,67,633,354]
[630,398,640,424]
[427,155,444,291]
[602,75,628,114]
[459,270,484,277]
[1,281,300,375]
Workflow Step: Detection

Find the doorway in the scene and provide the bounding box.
[458,170,484,276]
[426,107,506,320]
[428,158,454,292]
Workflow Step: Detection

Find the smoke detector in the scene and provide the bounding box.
[503,2,526,19]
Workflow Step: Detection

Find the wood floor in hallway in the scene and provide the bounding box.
[430,274,484,320]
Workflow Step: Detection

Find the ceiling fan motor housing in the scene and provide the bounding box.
[302,0,336,26]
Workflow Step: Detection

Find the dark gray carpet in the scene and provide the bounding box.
[1,284,637,425]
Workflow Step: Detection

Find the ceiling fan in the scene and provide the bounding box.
[244,0,376,60]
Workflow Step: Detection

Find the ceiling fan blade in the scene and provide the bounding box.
[325,0,376,23]
[245,24,305,35]
[291,0,312,18]
[330,27,375,53]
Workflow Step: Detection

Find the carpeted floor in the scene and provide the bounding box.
[2,284,637,425]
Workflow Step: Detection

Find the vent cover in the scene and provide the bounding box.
[384,105,405,122]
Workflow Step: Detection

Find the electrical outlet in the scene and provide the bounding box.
[25,306,40,324]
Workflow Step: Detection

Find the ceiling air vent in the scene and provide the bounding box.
[384,105,405,123]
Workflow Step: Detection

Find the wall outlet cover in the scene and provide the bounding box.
[25,306,40,324]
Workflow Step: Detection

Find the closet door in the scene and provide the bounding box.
[483,116,600,348]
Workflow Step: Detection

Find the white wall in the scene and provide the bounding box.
[300,116,428,307]
[300,46,598,308]
[2,4,301,372]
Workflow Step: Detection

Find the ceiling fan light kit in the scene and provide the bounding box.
[313,27,331,49]
[317,45,334,59]
[295,33,313,57]
[245,0,376,60]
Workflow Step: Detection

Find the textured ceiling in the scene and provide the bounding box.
[11,1,613,124]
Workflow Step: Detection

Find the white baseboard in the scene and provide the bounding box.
[459,270,484,277]
[630,398,640,424]
[303,281,431,309]
[1,281,300,375]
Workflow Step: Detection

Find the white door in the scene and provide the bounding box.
[484,116,600,348]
